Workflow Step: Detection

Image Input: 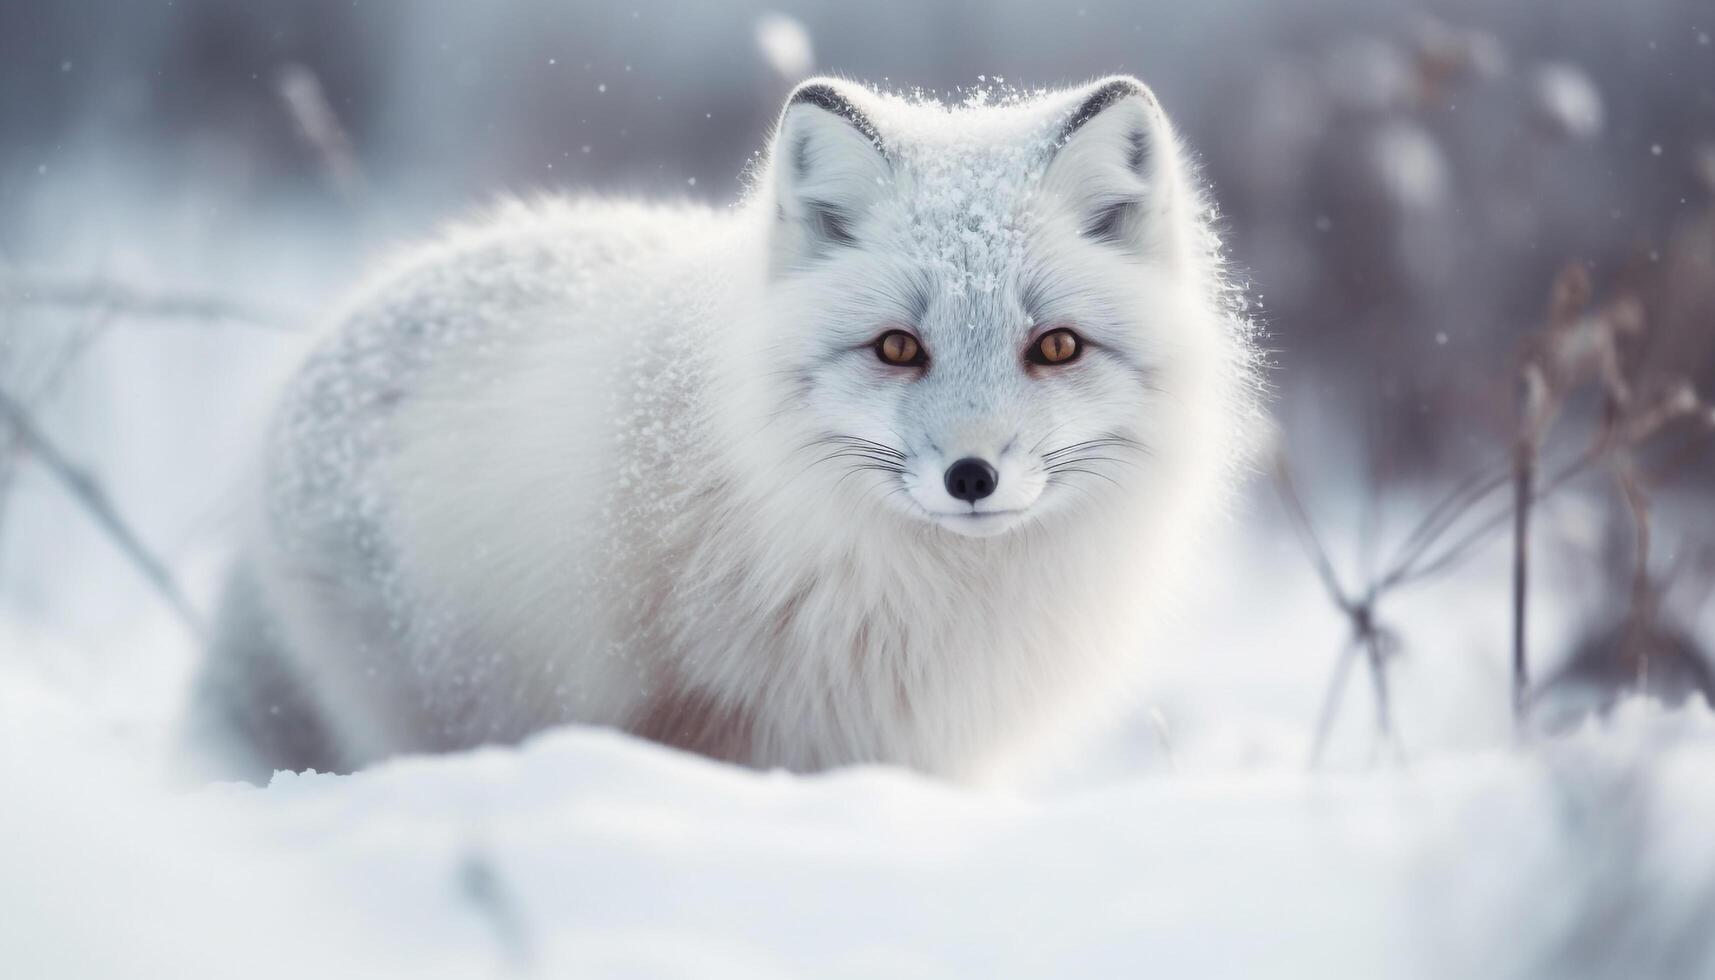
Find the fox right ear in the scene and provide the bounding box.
[768,79,892,275]
[1043,77,1187,260]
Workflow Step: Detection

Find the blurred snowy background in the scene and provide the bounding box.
[3,1,1715,976]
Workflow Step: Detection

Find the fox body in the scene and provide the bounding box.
[188,77,1256,782]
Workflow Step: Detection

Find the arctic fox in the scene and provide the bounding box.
[186,76,1256,782]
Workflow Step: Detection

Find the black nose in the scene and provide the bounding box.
[944,458,999,503]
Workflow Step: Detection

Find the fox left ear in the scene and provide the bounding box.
[1043,77,1186,259]
[768,78,892,276]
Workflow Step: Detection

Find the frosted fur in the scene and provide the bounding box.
[186,77,1259,782]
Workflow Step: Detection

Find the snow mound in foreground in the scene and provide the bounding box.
[5,684,1715,979]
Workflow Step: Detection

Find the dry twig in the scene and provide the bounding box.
[0,271,284,328]
[1283,255,1713,757]
[0,385,203,637]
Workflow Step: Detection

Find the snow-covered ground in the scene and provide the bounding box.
[6,640,1715,979]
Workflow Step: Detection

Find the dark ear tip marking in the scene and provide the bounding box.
[786,81,884,151]
[1060,78,1156,144]
[788,82,849,114]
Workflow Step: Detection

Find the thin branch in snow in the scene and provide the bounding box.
[0,385,204,638]
[1272,453,1353,616]
[0,303,112,556]
[1511,364,1547,727]
[1361,625,1398,752]
[1309,638,1359,766]
[457,850,534,974]
[1388,443,1604,589]
[0,270,286,329]
[1383,456,1512,588]
[1283,248,1714,749]
[1615,453,1656,689]
[1274,452,1400,765]
[1146,706,1178,771]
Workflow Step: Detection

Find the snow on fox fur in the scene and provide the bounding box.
[186,76,1259,782]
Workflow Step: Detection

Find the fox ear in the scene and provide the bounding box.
[1043,77,1184,259]
[769,79,892,275]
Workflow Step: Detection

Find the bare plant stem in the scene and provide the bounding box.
[1361,618,1393,738]
[1272,454,1350,612]
[1387,443,1605,589]
[0,272,283,329]
[1616,458,1654,688]
[1386,460,1512,582]
[1309,639,1359,766]
[0,386,204,638]
[1276,453,1401,765]
[1511,427,1535,728]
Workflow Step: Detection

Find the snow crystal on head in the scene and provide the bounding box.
[854,83,1077,298]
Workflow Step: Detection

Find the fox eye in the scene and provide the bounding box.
[1028,328,1083,366]
[875,330,926,367]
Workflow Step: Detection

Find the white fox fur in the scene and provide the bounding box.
[186,77,1257,782]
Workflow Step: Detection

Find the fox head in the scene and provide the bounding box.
[734,76,1251,541]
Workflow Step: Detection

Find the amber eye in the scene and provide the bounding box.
[1028,328,1083,366]
[875,330,926,367]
